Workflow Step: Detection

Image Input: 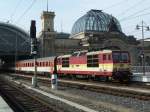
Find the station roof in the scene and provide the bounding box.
[0,22,30,56]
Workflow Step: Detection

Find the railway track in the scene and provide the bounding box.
[7,73,150,101]
[0,78,63,112]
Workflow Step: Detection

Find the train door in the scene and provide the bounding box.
[102,53,112,75]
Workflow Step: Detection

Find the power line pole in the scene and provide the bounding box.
[47,0,49,12]
[136,20,150,76]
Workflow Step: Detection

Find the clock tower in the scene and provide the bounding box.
[39,11,56,57]
[41,11,55,32]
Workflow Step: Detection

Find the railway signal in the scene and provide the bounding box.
[30,20,38,87]
[30,20,37,55]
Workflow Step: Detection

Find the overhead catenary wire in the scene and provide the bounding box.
[103,0,129,11]
[15,0,37,23]
[120,5,150,21]
[117,0,145,17]
[10,0,23,23]
[120,11,150,23]
[126,30,139,34]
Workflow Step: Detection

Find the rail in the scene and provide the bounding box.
[0,77,62,112]
[10,73,150,101]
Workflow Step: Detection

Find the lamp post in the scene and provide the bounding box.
[136,20,150,75]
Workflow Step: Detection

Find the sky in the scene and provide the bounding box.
[0,0,150,39]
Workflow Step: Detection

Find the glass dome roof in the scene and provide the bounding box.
[71,9,122,36]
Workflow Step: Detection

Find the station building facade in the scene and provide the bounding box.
[38,9,150,65]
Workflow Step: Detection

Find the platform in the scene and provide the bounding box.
[0,95,13,112]
[132,73,150,82]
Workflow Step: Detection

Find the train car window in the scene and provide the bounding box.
[62,58,69,67]
[45,62,47,66]
[87,54,99,67]
[103,54,106,60]
[46,62,48,66]
[108,54,111,60]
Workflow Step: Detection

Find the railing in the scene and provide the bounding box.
[131,66,150,75]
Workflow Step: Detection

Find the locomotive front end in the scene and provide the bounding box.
[112,51,132,82]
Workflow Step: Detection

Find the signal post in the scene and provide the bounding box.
[30,20,38,87]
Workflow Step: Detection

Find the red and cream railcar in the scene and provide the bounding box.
[15,50,131,81]
[16,57,55,74]
[57,50,131,81]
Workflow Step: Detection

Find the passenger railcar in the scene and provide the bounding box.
[15,50,132,81]
[16,57,56,74]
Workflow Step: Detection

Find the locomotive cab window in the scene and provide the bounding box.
[62,58,69,67]
[121,53,129,62]
[113,52,129,62]
[87,54,99,67]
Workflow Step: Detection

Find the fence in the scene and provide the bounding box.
[131,66,150,75]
